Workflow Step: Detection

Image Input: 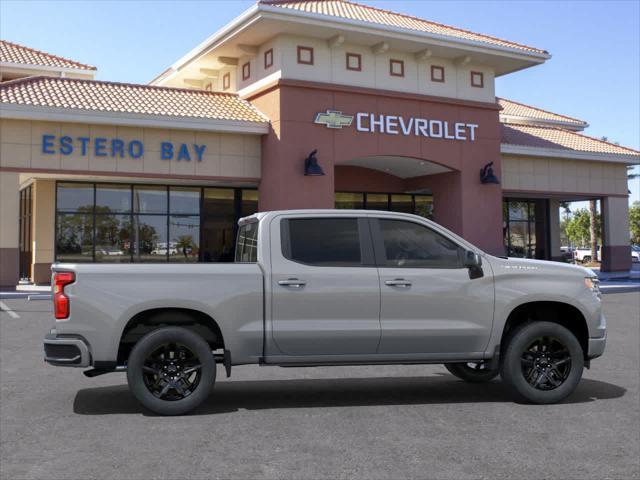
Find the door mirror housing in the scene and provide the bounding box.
[463,250,484,279]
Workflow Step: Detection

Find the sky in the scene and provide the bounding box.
[1,0,638,205]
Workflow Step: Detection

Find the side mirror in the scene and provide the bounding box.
[463,250,484,279]
[463,250,482,268]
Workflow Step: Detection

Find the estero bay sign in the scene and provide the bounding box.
[315,110,479,141]
[41,134,207,161]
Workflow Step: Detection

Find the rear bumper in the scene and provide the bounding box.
[44,330,91,367]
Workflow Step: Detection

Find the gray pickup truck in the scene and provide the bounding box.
[45,210,606,415]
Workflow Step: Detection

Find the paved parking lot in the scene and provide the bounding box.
[1,290,639,480]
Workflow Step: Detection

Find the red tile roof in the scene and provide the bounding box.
[0,40,96,71]
[260,0,547,55]
[0,76,269,123]
[501,123,639,157]
[498,98,587,127]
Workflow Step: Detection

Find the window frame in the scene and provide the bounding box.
[241,61,251,81]
[222,72,231,90]
[470,71,484,88]
[280,216,375,267]
[430,65,445,83]
[389,59,405,77]
[297,46,314,65]
[264,48,273,69]
[369,217,466,269]
[346,52,362,71]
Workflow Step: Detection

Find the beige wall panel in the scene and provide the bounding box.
[0,171,19,248]
[32,179,55,264]
[502,155,629,195]
[1,143,31,168]
[244,157,261,178]
[603,196,630,245]
[219,155,245,177]
[0,119,31,144]
[195,154,222,176]
[220,134,244,156]
[0,120,261,180]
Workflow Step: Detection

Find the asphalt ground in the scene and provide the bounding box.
[1,290,639,480]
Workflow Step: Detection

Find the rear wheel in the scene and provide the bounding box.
[127,326,215,415]
[501,322,584,404]
[582,255,592,264]
[444,362,499,383]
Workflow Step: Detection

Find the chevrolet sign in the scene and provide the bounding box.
[314,110,354,129]
[314,110,479,141]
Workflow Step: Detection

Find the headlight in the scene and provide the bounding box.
[584,276,601,299]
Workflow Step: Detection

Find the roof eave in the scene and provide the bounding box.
[500,115,589,131]
[501,143,640,165]
[151,2,550,85]
[0,61,96,75]
[257,4,551,60]
[0,103,270,134]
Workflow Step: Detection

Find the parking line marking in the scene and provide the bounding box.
[0,301,20,319]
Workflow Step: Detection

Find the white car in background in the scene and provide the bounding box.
[574,247,601,263]
[631,245,640,263]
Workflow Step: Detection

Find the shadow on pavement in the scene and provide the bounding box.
[73,375,626,416]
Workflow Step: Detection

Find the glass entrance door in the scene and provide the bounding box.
[503,198,550,259]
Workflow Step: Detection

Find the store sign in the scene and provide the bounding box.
[314,110,479,141]
[41,135,207,161]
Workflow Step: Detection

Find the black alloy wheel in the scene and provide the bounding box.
[127,326,216,415]
[501,321,584,404]
[520,336,571,391]
[142,342,202,401]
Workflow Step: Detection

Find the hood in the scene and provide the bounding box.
[486,255,596,279]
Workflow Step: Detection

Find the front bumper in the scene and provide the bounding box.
[44,330,91,367]
[587,333,607,360]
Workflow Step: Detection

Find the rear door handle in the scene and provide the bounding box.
[278,278,306,288]
[384,279,412,287]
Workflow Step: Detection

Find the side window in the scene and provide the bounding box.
[283,218,362,266]
[379,219,463,268]
[235,222,258,263]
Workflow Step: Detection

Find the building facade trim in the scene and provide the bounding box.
[500,144,640,165]
[0,104,270,134]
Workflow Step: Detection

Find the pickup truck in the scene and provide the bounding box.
[573,246,601,264]
[44,210,606,415]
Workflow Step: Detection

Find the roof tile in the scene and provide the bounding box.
[501,123,639,156]
[260,0,547,54]
[0,76,269,123]
[498,98,587,127]
[0,40,96,71]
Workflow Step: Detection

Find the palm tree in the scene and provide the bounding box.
[589,200,598,263]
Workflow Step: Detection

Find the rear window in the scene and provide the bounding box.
[235,222,259,263]
[282,218,362,266]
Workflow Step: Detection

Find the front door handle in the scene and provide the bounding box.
[384,278,412,287]
[278,278,306,288]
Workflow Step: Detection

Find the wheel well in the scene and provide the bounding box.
[117,308,224,365]
[501,301,589,359]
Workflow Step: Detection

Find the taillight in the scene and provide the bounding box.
[54,271,75,320]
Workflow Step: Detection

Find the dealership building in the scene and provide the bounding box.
[1,0,638,287]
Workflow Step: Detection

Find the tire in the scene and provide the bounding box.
[127,326,216,415]
[501,322,584,404]
[582,256,591,264]
[444,362,499,383]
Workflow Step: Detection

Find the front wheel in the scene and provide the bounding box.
[501,322,584,404]
[127,326,216,415]
[444,362,499,383]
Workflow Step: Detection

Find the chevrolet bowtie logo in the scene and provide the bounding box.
[314,110,354,129]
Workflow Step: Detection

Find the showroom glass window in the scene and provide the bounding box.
[335,192,433,219]
[55,182,257,263]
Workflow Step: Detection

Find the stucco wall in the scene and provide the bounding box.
[0,171,19,286]
[501,155,628,196]
[0,119,261,180]
[238,35,495,103]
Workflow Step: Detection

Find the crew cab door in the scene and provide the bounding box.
[372,217,494,356]
[269,215,381,356]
